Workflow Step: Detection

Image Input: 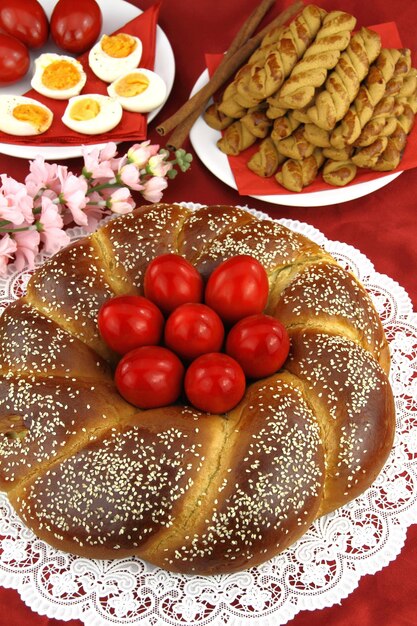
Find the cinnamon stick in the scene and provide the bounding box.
[166,107,204,151]
[157,0,303,139]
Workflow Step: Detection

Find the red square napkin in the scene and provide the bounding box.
[206,21,417,196]
[0,1,161,146]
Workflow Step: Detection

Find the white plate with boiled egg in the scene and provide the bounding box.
[0,0,175,160]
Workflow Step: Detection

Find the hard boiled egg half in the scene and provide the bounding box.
[31,53,87,100]
[0,95,53,136]
[89,33,143,83]
[62,94,123,135]
[107,69,167,113]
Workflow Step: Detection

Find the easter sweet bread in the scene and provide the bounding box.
[0,204,394,575]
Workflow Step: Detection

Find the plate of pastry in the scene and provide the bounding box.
[0,0,175,160]
[188,5,417,208]
[190,69,404,208]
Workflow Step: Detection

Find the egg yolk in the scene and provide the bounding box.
[101,34,137,58]
[69,99,101,121]
[42,61,81,90]
[114,73,150,97]
[13,104,50,131]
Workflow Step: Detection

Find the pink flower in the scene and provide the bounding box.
[147,154,171,178]
[37,196,70,254]
[82,146,116,181]
[0,175,34,225]
[127,141,159,168]
[99,142,118,162]
[25,156,61,196]
[84,192,107,232]
[0,193,24,226]
[142,176,168,203]
[107,188,135,214]
[13,227,40,272]
[58,171,88,226]
[0,234,17,276]
[118,163,144,191]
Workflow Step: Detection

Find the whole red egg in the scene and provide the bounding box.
[205,255,269,325]
[0,33,30,85]
[50,0,103,54]
[0,0,49,49]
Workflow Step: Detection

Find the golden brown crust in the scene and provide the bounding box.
[0,374,134,490]
[271,111,301,140]
[275,148,324,191]
[307,28,382,131]
[322,159,357,186]
[275,125,316,159]
[217,5,326,117]
[354,50,412,148]
[330,49,402,149]
[0,299,112,380]
[247,137,286,177]
[240,106,273,138]
[234,5,326,107]
[203,102,234,130]
[271,10,357,110]
[0,204,395,573]
[266,259,389,368]
[286,330,395,515]
[217,120,258,155]
[25,237,118,359]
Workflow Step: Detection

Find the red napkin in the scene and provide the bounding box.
[206,21,417,196]
[0,1,161,146]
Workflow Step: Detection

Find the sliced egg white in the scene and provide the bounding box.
[89,33,143,83]
[107,68,167,113]
[62,94,123,135]
[0,95,53,136]
[31,53,87,100]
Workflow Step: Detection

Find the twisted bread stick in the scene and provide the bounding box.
[247,136,286,176]
[353,67,417,171]
[270,10,357,110]
[322,145,353,161]
[292,106,313,123]
[275,125,316,159]
[354,49,411,147]
[216,81,248,119]
[218,107,273,156]
[330,49,402,149]
[218,10,314,119]
[322,159,357,186]
[307,27,382,131]
[203,102,234,130]
[271,110,301,141]
[370,123,407,171]
[275,148,324,191]
[371,90,416,172]
[217,11,307,119]
[240,106,273,138]
[304,122,332,147]
[217,120,258,155]
[233,5,326,107]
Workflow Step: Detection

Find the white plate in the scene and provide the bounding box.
[189,69,402,207]
[0,0,175,160]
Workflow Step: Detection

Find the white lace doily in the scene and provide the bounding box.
[0,203,416,626]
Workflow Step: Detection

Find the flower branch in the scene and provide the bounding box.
[0,141,192,276]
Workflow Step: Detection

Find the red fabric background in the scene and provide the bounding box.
[0,0,416,624]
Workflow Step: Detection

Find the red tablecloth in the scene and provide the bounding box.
[1,0,416,624]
